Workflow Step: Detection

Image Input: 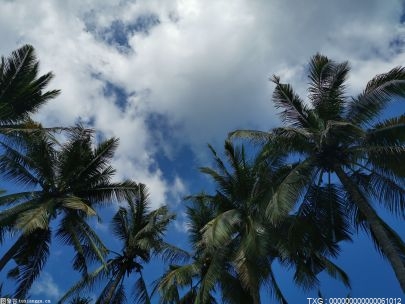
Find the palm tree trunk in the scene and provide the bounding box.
[335,166,405,291]
[102,268,125,304]
[0,235,25,271]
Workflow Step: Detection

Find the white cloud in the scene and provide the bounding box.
[0,0,404,208]
[31,272,61,300]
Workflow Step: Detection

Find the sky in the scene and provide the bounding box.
[0,0,405,302]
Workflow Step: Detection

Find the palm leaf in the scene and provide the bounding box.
[10,229,51,298]
[0,44,60,124]
[347,66,405,125]
[266,158,315,223]
[134,273,151,304]
[61,196,97,216]
[271,75,316,128]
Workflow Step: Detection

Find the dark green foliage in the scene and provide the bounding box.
[0,128,140,297]
[59,184,186,304]
[231,54,405,291]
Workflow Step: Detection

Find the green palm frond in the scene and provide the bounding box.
[347,66,405,125]
[0,44,60,124]
[352,170,405,218]
[0,139,41,187]
[61,196,97,216]
[15,204,51,233]
[133,273,151,304]
[56,214,108,274]
[308,54,349,121]
[8,229,51,298]
[157,242,190,264]
[220,271,259,304]
[316,255,351,288]
[0,191,41,207]
[201,209,241,249]
[271,75,316,128]
[59,136,119,187]
[228,129,271,144]
[362,145,405,177]
[84,180,140,205]
[229,53,405,291]
[58,261,112,303]
[184,196,216,252]
[367,115,405,145]
[266,158,315,223]
[112,207,130,241]
[265,264,288,304]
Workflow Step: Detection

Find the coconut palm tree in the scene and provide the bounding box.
[0,127,140,297]
[157,141,350,303]
[156,195,224,304]
[230,54,405,290]
[59,184,187,304]
[0,44,59,131]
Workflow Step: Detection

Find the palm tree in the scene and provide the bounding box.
[0,127,140,297]
[158,141,350,303]
[0,44,59,131]
[59,184,187,304]
[230,54,405,290]
[156,195,222,304]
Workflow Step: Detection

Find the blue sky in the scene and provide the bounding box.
[0,0,405,302]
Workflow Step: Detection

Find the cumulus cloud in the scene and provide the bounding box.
[31,272,61,300]
[0,0,404,208]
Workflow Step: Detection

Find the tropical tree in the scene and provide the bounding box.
[0,127,140,297]
[156,195,222,304]
[158,141,350,303]
[59,183,187,304]
[0,44,59,131]
[230,54,405,291]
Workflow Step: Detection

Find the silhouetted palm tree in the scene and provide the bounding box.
[0,44,59,131]
[59,184,187,304]
[231,54,405,290]
[158,141,350,303]
[0,127,139,297]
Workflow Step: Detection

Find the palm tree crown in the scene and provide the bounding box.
[231,53,405,291]
[60,184,186,304]
[158,141,350,303]
[0,44,59,128]
[0,127,139,297]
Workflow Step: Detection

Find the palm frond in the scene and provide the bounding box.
[61,196,97,216]
[367,115,405,145]
[56,213,108,276]
[15,204,51,233]
[308,54,349,121]
[266,158,315,223]
[133,273,151,304]
[201,209,241,249]
[0,44,60,124]
[347,66,405,125]
[0,191,41,207]
[9,229,51,298]
[271,75,316,128]
[58,262,112,303]
[228,129,271,144]
[83,180,140,205]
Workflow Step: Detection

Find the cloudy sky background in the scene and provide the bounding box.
[1,0,405,302]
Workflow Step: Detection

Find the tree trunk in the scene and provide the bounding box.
[0,235,25,271]
[335,165,405,292]
[101,268,125,304]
